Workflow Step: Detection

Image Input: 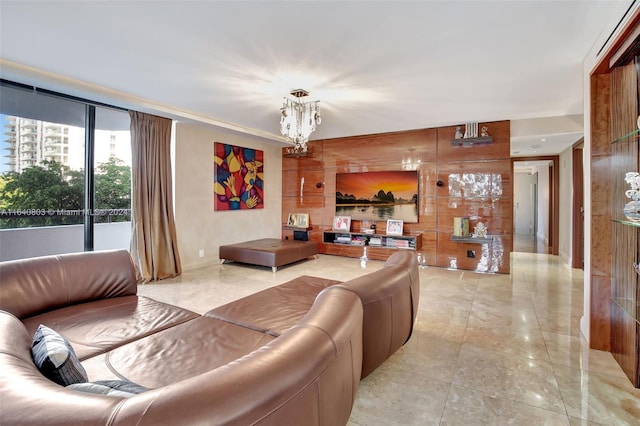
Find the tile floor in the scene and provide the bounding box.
[138,252,640,425]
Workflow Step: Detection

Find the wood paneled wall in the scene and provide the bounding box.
[590,73,613,351]
[282,120,512,274]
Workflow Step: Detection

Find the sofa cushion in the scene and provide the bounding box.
[23,296,199,360]
[205,275,341,336]
[31,324,88,386]
[67,380,147,398]
[97,316,276,388]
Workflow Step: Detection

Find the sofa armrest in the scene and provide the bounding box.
[0,311,123,426]
[336,251,420,378]
[0,250,138,319]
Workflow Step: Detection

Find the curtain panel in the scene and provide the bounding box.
[129,111,181,282]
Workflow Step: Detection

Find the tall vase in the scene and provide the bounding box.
[624,197,640,222]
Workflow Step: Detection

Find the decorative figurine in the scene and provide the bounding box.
[473,222,488,239]
[480,126,490,137]
[455,126,463,139]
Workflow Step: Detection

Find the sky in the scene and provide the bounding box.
[336,171,418,200]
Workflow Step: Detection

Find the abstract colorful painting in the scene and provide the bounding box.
[214,142,264,210]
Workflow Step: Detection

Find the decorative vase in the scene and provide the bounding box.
[624,172,640,222]
[624,199,640,222]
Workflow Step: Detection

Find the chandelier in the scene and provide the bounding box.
[280,89,321,154]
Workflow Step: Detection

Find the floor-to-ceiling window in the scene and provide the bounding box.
[0,80,131,261]
[93,106,132,250]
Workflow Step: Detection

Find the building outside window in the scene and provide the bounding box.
[0,82,132,261]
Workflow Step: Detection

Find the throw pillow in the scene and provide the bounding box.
[67,380,148,398]
[31,324,88,386]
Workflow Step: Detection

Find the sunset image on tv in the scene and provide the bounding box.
[336,171,418,223]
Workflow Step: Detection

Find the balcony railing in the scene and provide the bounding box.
[0,222,132,262]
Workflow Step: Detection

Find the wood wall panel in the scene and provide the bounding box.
[437,197,512,235]
[590,274,613,351]
[416,200,437,231]
[417,231,437,265]
[282,169,325,198]
[436,160,512,198]
[321,129,437,169]
[611,301,639,386]
[420,163,439,198]
[436,232,510,273]
[281,194,324,211]
[591,155,612,217]
[437,121,511,162]
[282,120,511,272]
[590,71,613,351]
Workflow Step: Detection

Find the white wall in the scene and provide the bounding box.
[536,164,550,244]
[558,146,574,264]
[173,122,283,271]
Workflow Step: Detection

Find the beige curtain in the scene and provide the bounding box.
[129,111,182,282]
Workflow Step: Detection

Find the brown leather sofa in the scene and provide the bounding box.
[0,249,418,425]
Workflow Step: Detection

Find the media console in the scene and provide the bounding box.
[322,230,422,261]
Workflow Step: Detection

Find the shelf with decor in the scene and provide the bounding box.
[450,235,494,244]
[609,105,640,387]
[322,230,422,261]
[450,136,493,147]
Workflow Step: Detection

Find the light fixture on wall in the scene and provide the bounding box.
[281,89,321,154]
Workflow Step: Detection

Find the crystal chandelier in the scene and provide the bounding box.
[280,89,321,154]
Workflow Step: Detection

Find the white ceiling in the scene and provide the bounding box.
[0,0,632,157]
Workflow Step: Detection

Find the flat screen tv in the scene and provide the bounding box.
[335,170,419,223]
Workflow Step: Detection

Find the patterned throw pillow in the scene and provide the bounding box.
[67,380,148,398]
[31,324,88,386]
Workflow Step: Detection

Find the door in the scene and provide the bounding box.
[514,172,537,234]
[572,142,584,269]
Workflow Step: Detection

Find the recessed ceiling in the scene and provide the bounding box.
[0,1,631,152]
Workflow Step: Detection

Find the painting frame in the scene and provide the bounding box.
[333,216,351,231]
[287,213,309,229]
[296,213,309,229]
[386,219,403,236]
[335,170,419,223]
[287,213,297,227]
[214,142,264,211]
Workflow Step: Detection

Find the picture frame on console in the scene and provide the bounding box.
[296,213,309,229]
[288,213,310,229]
[333,216,351,231]
[386,219,403,236]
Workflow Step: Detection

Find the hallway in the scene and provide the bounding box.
[514,233,550,254]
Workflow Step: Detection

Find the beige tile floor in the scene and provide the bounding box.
[138,252,640,425]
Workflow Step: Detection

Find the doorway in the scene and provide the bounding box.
[512,157,558,254]
[572,140,584,269]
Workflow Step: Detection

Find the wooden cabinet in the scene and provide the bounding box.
[610,127,640,388]
[322,230,422,261]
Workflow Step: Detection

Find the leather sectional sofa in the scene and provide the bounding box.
[0,249,419,425]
